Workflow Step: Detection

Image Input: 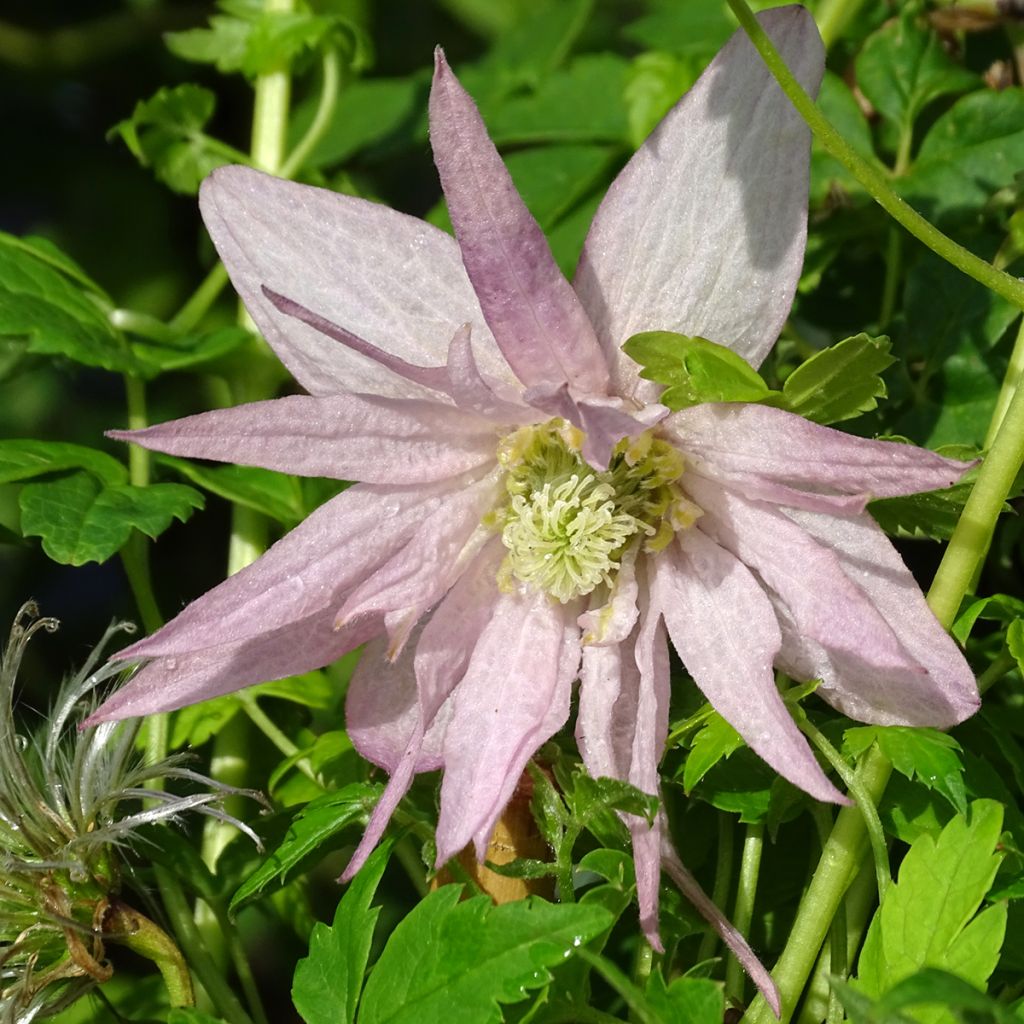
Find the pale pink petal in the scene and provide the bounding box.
[685,476,924,678]
[120,480,465,659]
[88,610,380,723]
[578,546,640,646]
[576,7,824,398]
[429,50,609,395]
[653,530,845,804]
[434,591,579,865]
[110,393,499,485]
[199,166,516,398]
[779,510,979,727]
[262,286,451,394]
[444,324,537,424]
[690,465,870,516]
[667,404,971,497]
[661,839,781,1018]
[336,468,502,630]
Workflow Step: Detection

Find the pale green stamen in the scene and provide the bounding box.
[495,421,699,603]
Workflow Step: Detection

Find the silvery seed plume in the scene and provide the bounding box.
[0,604,264,1023]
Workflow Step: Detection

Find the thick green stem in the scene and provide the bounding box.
[697,813,735,964]
[812,0,871,49]
[250,0,295,174]
[984,316,1024,450]
[725,0,1024,312]
[742,750,892,1024]
[726,823,765,1007]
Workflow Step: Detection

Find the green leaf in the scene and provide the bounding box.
[167,1010,229,1024]
[229,783,381,913]
[622,331,772,410]
[292,839,395,1024]
[644,975,724,1024]
[0,231,134,373]
[691,749,775,823]
[901,90,1024,224]
[846,726,967,814]
[130,325,250,378]
[869,482,976,542]
[0,439,126,486]
[877,968,1022,1023]
[484,55,631,146]
[110,85,235,195]
[855,800,1007,1013]
[1008,620,1024,677]
[856,16,976,135]
[165,14,250,73]
[623,0,732,57]
[681,712,744,793]
[953,593,1024,645]
[19,472,203,565]
[357,887,613,1024]
[624,52,693,149]
[810,72,875,205]
[768,333,895,425]
[157,455,306,527]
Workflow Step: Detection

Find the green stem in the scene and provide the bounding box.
[984,316,1024,450]
[154,866,255,1024]
[280,47,342,179]
[237,690,319,783]
[812,0,871,49]
[697,813,735,964]
[726,823,765,1007]
[169,262,230,335]
[725,0,1024,312]
[741,749,891,1024]
[798,720,890,900]
[927,377,1024,629]
[978,651,1017,696]
[104,900,194,1008]
[250,0,295,174]
[878,228,903,332]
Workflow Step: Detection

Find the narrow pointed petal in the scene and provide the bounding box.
[445,324,537,424]
[120,480,462,659]
[435,592,578,865]
[667,404,972,497]
[110,394,499,485]
[690,465,870,516]
[199,165,516,398]
[685,476,924,678]
[661,840,781,1017]
[780,510,979,727]
[654,530,845,804]
[429,50,609,394]
[576,7,824,396]
[336,468,502,628]
[89,610,380,723]
[262,286,451,394]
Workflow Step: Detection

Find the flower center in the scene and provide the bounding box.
[494,422,699,603]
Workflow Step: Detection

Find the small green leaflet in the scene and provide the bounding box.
[230,782,382,913]
[622,331,770,409]
[767,333,895,425]
[845,726,967,815]
[19,472,204,565]
[623,331,893,424]
[167,1010,230,1024]
[681,712,744,793]
[355,886,613,1024]
[854,800,1007,1017]
[110,85,244,195]
[0,439,126,487]
[644,974,724,1024]
[0,231,134,373]
[293,839,395,1024]
[836,968,1022,1024]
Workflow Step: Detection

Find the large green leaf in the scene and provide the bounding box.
[0,439,126,486]
[293,839,395,1024]
[357,887,613,1024]
[0,232,133,373]
[19,472,204,565]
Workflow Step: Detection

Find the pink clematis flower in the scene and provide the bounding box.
[91,7,978,1005]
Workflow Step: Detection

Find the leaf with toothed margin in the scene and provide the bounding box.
[356,886,613,1024]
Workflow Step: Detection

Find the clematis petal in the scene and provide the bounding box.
[654,529,845,804]
[685,476,924,678]
[667,403,972,497]
[778,509,980,727]
[429,50,609,395]
[336,468,502,630]
[119,480,467,659]
[110,393,499,485]
[661,840,781,1017]
[445,324,538,424]
[88,609,380,723]
[434,591,579,865]
[261,286,451,394]
[199,166,516,398]
[578,546,640,646]
[690,464,870,516]
[576,6,824,397]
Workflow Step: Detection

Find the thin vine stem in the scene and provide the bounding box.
[725,822,765,1007]
[280,46,342,179]
[697,813,735,964]
[724,0,1024,313]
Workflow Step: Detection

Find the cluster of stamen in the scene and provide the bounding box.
[493,421,699,603]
